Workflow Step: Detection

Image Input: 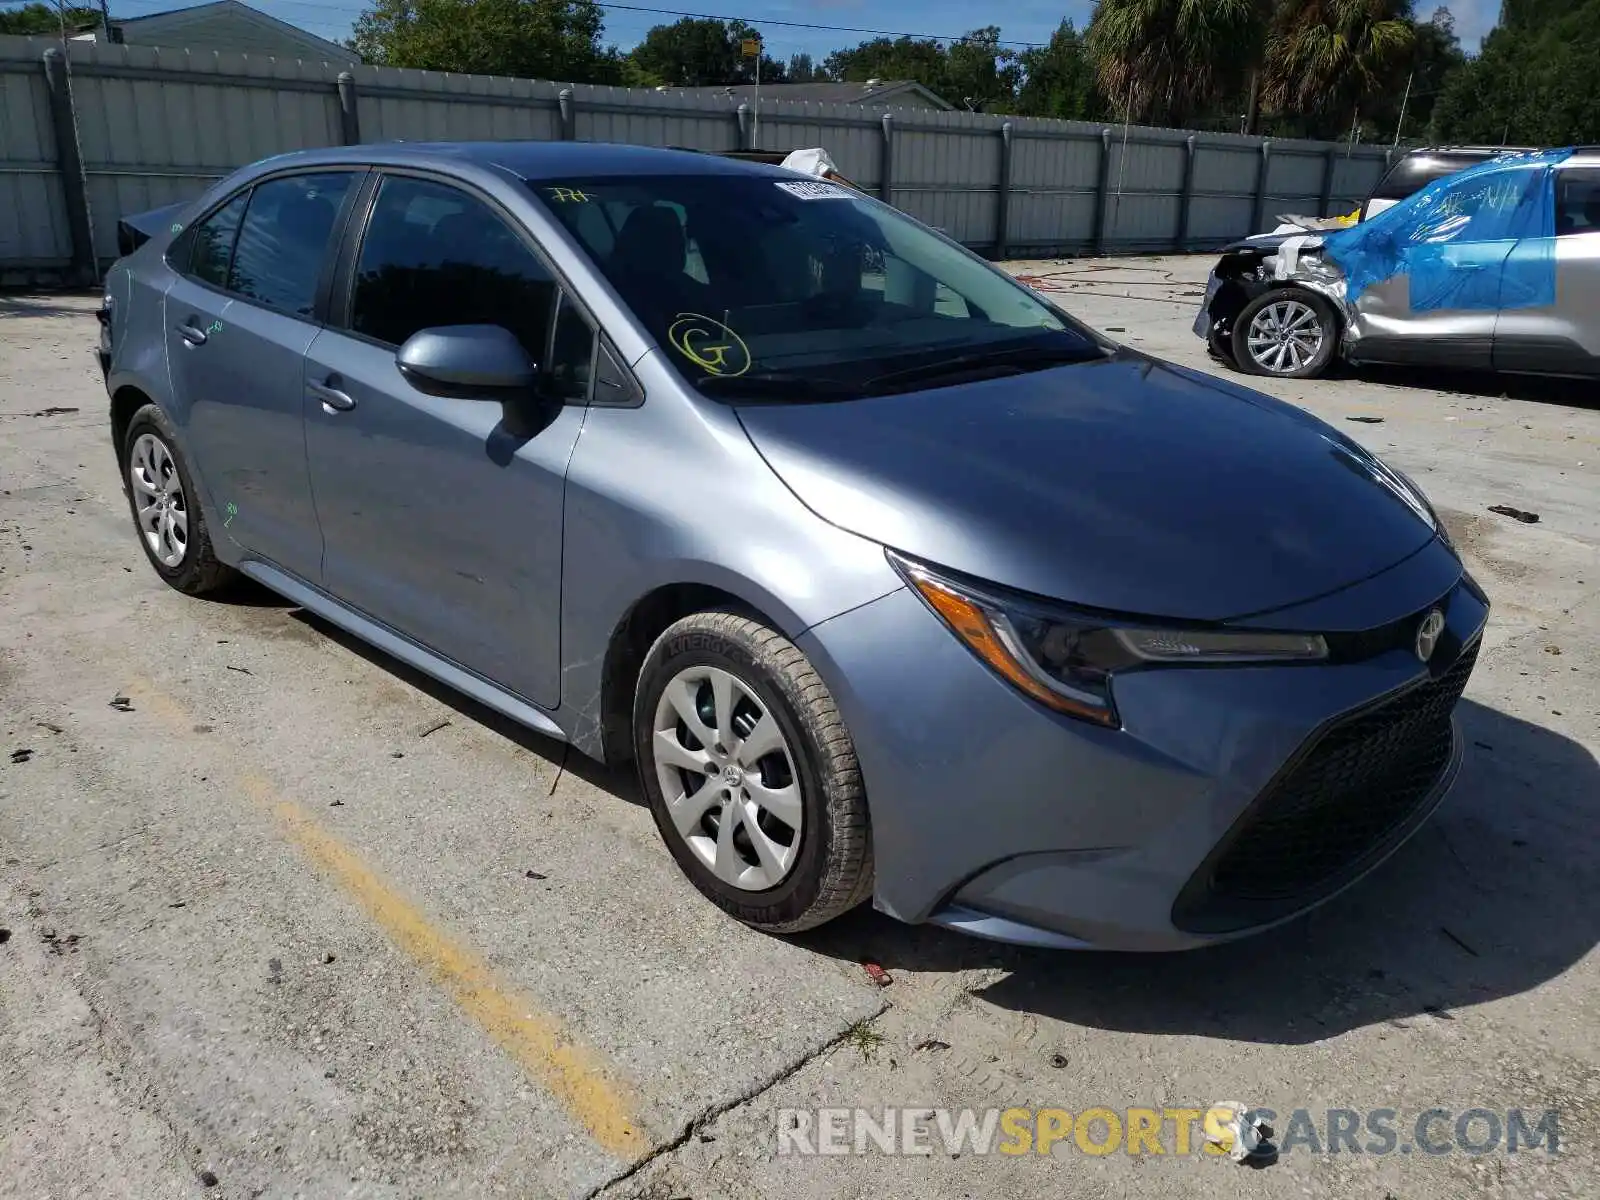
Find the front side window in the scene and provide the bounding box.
[532,174,1097,399]
[228,173,355,317]
[349,176,557,359]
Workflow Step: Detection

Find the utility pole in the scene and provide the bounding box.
[98,0,112,41]
[741,35,762,150]
[1392,72,1413,149]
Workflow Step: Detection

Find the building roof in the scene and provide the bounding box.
[664,80,952,111]
[113,0,357,63]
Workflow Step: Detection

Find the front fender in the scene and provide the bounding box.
[556,369,902,757]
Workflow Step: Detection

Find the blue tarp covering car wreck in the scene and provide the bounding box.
[1320,148,1574,313]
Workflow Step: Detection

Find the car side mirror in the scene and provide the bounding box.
[396,325,537,397]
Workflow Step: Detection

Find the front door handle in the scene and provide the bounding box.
[309,378,356,413]
[175,319,208,346]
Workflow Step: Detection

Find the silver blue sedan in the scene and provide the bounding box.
[100,141,1487,950]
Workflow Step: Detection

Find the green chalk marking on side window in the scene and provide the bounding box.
[224,502,237,527]
[170,222,184,233]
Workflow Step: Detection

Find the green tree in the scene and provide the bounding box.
[1084,0,1269,126]
[1431,0,1600,144]
[0,4,100,34]
[944,26,1021,111]
[350,0,618,82]
[1014,20,1099,119]
[787,52,821,83]
[625,18,783,87]
[822,35,950,92]
[1263,0,1416,139]
[1391,6,1465,139]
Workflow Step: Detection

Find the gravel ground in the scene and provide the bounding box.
[1,260,1596,1199]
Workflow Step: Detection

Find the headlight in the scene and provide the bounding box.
[890,552,1327,729]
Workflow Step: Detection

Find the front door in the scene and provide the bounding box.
[1493,166,1600,375]
[302,174,597,707]
[1345,162,1545,371]
[166,171,359,578]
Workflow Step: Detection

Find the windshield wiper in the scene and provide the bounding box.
[693,372,861,401]
[863,342,1106,394]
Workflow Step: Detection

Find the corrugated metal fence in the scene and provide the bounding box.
[0,34,1395,283]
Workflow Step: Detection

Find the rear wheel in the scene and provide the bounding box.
[120,404,234,594]
[634,610,873,933]
[1232,288,1338,379]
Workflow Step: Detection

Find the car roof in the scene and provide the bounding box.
[251,140,795,181]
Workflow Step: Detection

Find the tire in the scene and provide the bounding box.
[1207,323,1236,366]
[634,610,873,933]
[1231,287,1338,380]
[120,403,235,595]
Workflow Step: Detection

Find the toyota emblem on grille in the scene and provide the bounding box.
[1415,609,1446,663]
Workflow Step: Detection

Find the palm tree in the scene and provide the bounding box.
[1264,0,1416,137]
[1085,0,1271,127]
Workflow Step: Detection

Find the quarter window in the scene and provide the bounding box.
[227,173,355,317]
[185,191,247,288]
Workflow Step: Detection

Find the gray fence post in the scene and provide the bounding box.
[336,72,361,145]
[1176,134,1198,251]
[879,114,894,204]
[1092,128,1114,253]
[736,103,751,151]
[995,121,1013,260]
[41,49,95,284]
[1319,144,1338,217]
[1251,139,1272,233]
[558,88,575,140]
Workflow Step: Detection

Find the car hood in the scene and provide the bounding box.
[734,355,1439,621]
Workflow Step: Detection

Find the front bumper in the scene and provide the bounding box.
[797,538,1486,951]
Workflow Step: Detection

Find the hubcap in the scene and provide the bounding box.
[1247,300,1324,374]
[128,432,188,568]
[652,665,802,891]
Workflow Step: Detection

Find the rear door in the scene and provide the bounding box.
[166,171,360,578]
[1493,165,1600,375]
[302,172,602,706]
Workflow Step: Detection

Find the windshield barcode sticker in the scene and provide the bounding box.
[775,180,850,200]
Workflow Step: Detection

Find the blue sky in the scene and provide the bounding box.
[46,0,1506,63]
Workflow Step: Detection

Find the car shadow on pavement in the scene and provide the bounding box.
[1342,362,1599,409]
[800,698,1599,1045]
[0,295,94,320]
[287,606,642,801]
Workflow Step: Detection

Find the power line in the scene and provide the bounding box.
[595,2,1051,48]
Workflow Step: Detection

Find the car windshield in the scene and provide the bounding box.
[530,173,1102,399]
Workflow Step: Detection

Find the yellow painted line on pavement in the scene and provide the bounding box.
[129,681,647,1161]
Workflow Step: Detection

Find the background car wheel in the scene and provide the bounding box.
[1232,287,1338,379]
[121,404,235,595]
[634,609,873,933]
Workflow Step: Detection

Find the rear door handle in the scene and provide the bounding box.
[176,320,207,346]
[308,377,356,413]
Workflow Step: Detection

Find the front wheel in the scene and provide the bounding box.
[634,610,873,933]
[1232,288,1338,379]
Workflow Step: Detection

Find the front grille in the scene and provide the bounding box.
[1174,639,1478,932]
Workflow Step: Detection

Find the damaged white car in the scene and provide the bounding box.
[1195,148,1600,380]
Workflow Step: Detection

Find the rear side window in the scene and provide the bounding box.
[228,173,356,317]
[1556,169,1600,236]
[185,191,247,288]
[349,175,557,359]
[1371,154,1483,204]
